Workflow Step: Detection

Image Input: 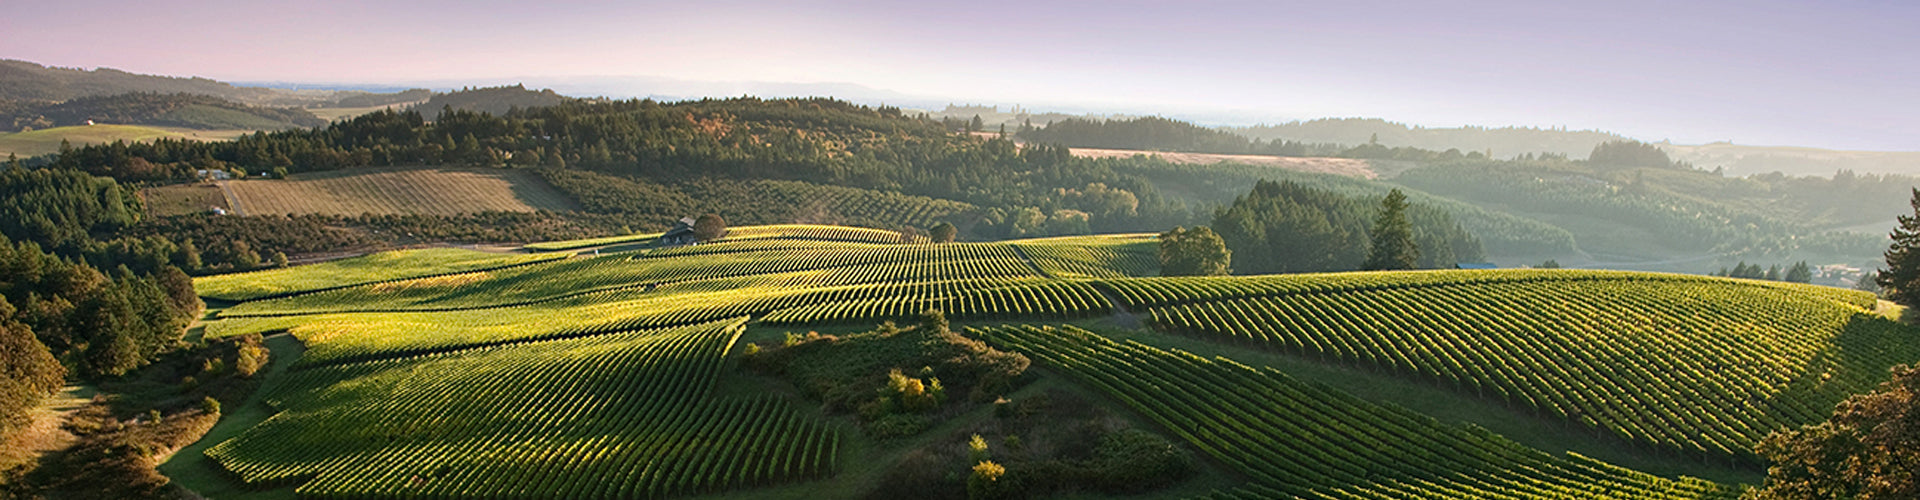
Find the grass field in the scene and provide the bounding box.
[305,101,428,122]
[0,125,250,158]
[140,183,231,216]
[178,224,1920,499]
[193,247,570,301]
[223,166,581,216]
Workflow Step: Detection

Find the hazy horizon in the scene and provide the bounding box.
[5,0,1916,151]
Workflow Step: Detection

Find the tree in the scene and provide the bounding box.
[929,222,957,243]
[1748,364,1919,499]
[1785,261,1813,283]
[1539,259,1562,269]
[1,298,66,434]
[1362,189,1420,271]
[1159,226,1230,276]
[692,213,727,242]
[1879,189,1920,307]
[1857,271,1884,296]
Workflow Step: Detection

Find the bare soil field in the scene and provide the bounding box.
[222,166,580,216]
[1069,147,1386,178]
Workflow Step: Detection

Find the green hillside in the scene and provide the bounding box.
[0,124,199,158]
[178,225,1920,498]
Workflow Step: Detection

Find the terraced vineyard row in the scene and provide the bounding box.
[761,279,1113,324]
[978,324,1738,500]
[221,240,1042,316]
[1012,234,1159,278]
[720,224,920,244]
[1120,271,1914,459]
[1101,269,1879,310]
[207,277,1094,367]
[206,318,838,499]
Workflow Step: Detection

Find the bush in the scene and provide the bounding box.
[233,334,268,378]
[967,460,1009,500]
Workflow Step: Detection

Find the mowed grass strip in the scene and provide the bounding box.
[223,166,581,216]
[193,247,569,301]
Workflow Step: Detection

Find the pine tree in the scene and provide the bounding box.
[1362,189,1420,271]
[1784,261,1813,283]
[1879,188,1920,307]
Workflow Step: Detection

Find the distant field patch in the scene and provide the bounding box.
[1070,147,1383,178]
[140,183,230,216]
[305,100,428,122]
[223,166,581,216]
[0,124,245,158]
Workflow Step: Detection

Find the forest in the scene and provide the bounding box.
[1212,180,1484,273]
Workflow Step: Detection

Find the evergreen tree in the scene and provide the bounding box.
[1158,226,1230,276]
[1784,261,1813,283]
[1362,189,1420,271]
[1878,188,1920,307]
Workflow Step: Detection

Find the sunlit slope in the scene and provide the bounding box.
[200,227,1919,464]
[193,247,568,301]
[977,324,1739,500]
[203,226,1149,365]
[206,318,839,498]
[1102,270,1912,459]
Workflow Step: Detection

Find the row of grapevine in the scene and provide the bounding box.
[224,241,1041,316]
[209,276,1077,367]
[1101,269,1879,310]
[1135,274,1919,459]
[206,318,840,499]
[1013,237,1158,278]
[976,324,1738,500]
[719,224,919,244]
[761,279,1114,324]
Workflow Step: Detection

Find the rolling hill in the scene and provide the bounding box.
[0,124,247,158]
[175,225,1920,498]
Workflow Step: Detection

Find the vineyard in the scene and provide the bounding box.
[222,166,581,216]
[1105,270,1912,459]
[975,324,1740,499]
[207,318,839,498]
[187,224,1920,498]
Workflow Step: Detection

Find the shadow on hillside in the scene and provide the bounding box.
[1765,312,1920,428]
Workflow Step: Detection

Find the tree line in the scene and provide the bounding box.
[1211,180,1483,274]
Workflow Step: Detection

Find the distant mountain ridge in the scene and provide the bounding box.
[1229,118,1630,159]
[0,59,428,108]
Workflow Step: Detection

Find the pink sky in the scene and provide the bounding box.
[4,0,1915,150]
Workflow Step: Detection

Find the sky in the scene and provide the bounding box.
[4,0,1916,150]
